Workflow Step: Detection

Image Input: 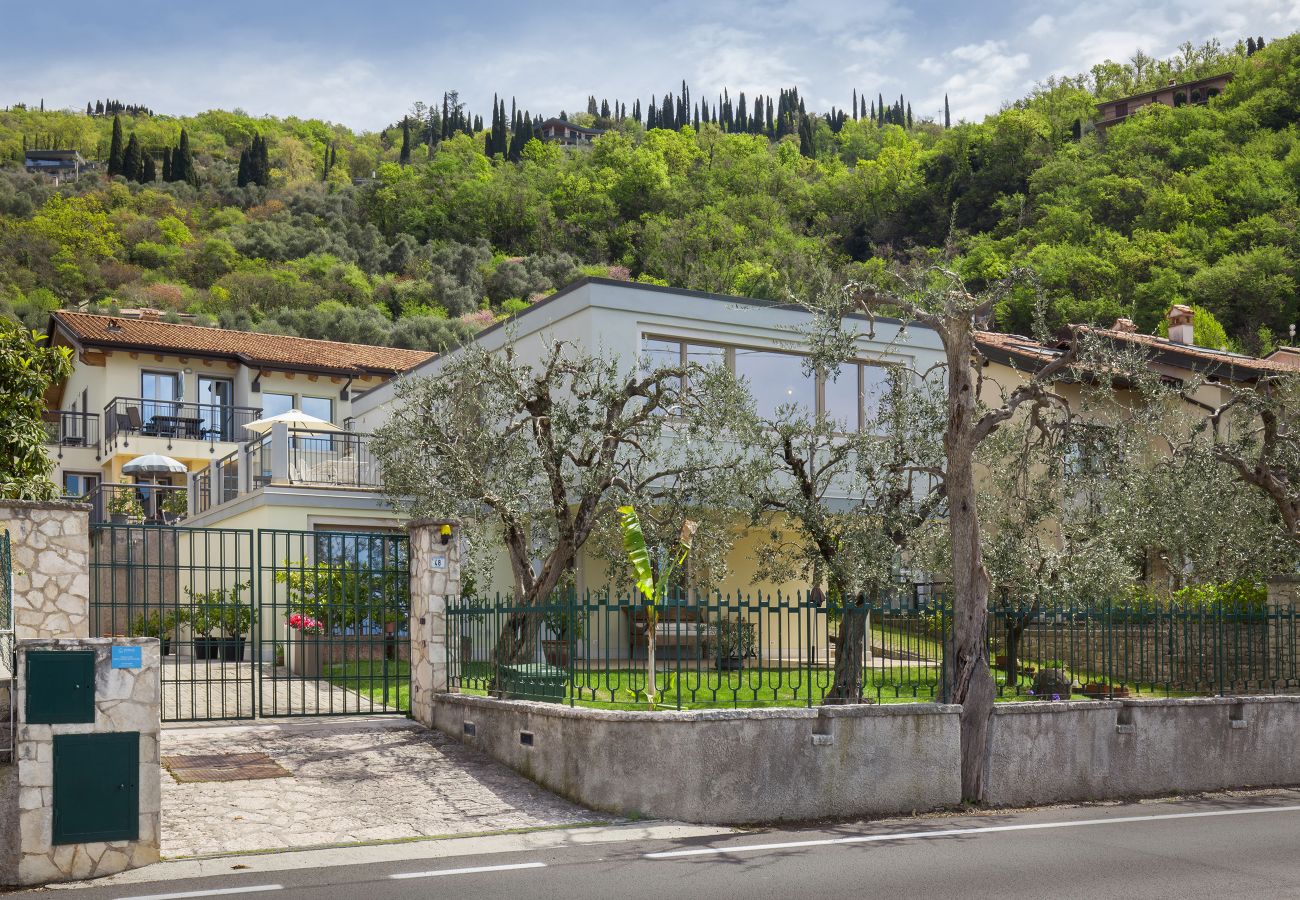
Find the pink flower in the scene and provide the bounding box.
[287,613,324,635]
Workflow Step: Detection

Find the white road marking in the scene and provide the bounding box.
[390,861,548,879]
[117,886,283,900]
[645,804,1300,859]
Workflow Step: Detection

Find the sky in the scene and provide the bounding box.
[5,0,1299,132]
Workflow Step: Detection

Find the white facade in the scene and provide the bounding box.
[352,278,945,430]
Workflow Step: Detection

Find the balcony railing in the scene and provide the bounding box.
[81,483,189,526]
[43,410,100,450]
[288,431,378,488]
[102,397,261,448]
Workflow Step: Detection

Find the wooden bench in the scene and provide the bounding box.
[624,606,715,659]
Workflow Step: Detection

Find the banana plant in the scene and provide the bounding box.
[618,505,697,709]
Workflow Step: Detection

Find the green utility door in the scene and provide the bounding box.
[52,732,139,844]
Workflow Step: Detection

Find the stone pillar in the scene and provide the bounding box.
[9,638,161,886]
[407,520,460,729]
[1,500,91,642]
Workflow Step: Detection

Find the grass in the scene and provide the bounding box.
[324,659,411,710]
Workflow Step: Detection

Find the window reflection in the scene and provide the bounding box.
[822,364,859,431]
[734,349,814,420]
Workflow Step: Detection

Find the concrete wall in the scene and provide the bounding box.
[985,696,1300,807]
[11,638,161,886]
[2,500,91,642]
[431,694,963,824]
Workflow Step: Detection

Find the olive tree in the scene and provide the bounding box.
[372,337,747,663]
[740,367,946,704]
[0,322,72,500]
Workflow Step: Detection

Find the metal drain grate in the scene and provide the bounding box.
[163,752,292,783]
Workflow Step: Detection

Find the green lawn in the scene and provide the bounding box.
[324,660,411,710]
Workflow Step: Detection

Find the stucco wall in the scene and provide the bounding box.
[985,696,1300,807]
[431,694,963,824]
[2,500,91,642]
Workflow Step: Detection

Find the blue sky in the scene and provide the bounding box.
[6,0,1298,131]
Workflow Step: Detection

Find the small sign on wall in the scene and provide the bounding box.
[111,645,143,669]
[430,555,448,571]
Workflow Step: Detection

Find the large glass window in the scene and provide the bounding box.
[140,371,180,427]
[299,396,333,425]
[821,363,860,431]
[260,392,293,419]
[640,338,681,373]
[734,349,814,421]
[862,365,894,426]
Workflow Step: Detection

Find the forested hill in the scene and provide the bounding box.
[1,34,1297,353]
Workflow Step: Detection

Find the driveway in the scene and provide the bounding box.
[160,716,603,857]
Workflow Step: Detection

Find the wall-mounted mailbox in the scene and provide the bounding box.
[52,732,140,845]
[25,650,96,724]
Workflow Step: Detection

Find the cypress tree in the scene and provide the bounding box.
[161,147,172,181]
[798,114,815,158]
[944,94,951,129]
[141,152,155,183]
[877,93,885,125]
[1257,36,1265,51]
[174,129,197,187]
[400,118,411,165]
[1246,36,1256,55]
[237,147,252,187]
[258,134,270,185]
[852,89,858,121]
[906,102,912,129]
[121,133,141,182]
[108,115,124,177]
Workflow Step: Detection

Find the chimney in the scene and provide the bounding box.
[1111,318,1138,333]
[1167,304,1195,345]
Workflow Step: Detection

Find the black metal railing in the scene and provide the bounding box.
[288,431,378,488]
[193,468,212,515]
[82,483,190,526]
[447,588,1300,710]
[102,397,260,446]
[43,410,100,448]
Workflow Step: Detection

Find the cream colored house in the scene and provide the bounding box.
[43,309,432,531]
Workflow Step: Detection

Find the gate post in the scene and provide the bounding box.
[407,520,460,729]
[1,500,91,643]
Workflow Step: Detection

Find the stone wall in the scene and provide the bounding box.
[408,520,459,728]
[2,501,91,641]
[432,693,963,824]
[985,696,1300,807]
[9,639,161,886]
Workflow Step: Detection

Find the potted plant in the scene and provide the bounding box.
[130,609,185,655]
[186,581,253,661]
[714,617,757,671]
[160,488,189,524]
[108,489,144,524]
[541,606,585,667]
[286,612,327,676]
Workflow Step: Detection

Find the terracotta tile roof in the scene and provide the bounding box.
[974,327,1300,380]
[51,311,435,376]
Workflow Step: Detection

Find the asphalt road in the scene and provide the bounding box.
[35,791,1300,900]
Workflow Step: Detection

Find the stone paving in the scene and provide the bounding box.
[158,658,400,721]
[160,716,602,858]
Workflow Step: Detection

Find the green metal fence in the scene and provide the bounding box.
[446,589,1300,710]
[258,529,410,717]
[447,588,944,709]
[90,524,256,722]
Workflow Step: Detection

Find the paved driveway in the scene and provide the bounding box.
[160,717,603,857]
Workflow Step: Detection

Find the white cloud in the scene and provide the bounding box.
[1027,14,1055,38]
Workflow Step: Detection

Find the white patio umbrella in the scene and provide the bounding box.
[121,454,189,477]
[243,409,343,437]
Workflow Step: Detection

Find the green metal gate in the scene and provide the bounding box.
[258,529,410,717]
[89,525,410,721]
[90,524,256,722]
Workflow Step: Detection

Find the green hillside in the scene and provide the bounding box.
[1,34,1296,351]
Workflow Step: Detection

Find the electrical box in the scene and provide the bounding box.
[52,732,139,844]
[25,650,96,725]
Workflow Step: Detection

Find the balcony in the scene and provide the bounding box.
[82,482,189,526]
[43,411,100,451]
[191,427,381,515]
[102,397,261,451]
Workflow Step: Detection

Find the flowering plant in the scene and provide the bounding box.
[287,613,325,635]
